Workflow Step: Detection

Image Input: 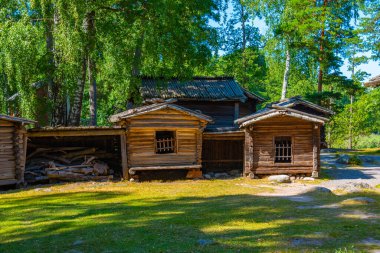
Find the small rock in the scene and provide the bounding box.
[314,187,332,193]
[290,238,323,247]
[214,172,229,179]
[198,239,213,246]
[203,174,212,179]
[336,154,350,164]
[268,175,291,183]
[303,177,315,181]
[72,240,84,246]
[229,170,241,176]
[129,178,135,182]
[290,176,296,181]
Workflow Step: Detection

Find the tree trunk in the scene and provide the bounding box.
[83,10,97,126]
[281,48,290,100]
[88,57,97,126]
[348,94,354,149]
[69,57,86,126]
[317,0,327,94]
[128,32,144,107]
[49,10,65,126]
[240,2,248,86]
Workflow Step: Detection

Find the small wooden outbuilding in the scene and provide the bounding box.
[0,114,35,186]
[236,97,333,178]
[109,102,213,178]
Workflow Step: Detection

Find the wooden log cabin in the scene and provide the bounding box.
[235,97,333,178]
[0,114,35,186]
[109,103,213,178]
[139,77,265,174]
[24,77,332,181]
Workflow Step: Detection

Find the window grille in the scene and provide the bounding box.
[274,136,292,163]
[155,131,176,154]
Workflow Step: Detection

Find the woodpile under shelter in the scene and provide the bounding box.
[109,102,213,178]
[235,97,333,178]
[0,114,35,186]
[26,126,128,183]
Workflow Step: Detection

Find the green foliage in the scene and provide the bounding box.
[348,155,362,166]
[327,88,380,148]
[355,134,380,149]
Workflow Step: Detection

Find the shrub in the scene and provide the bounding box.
[348,155,362,166]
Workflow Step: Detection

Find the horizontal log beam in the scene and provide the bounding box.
[28,129,126,137]
[0,179,17,186]
[129,164,202,175]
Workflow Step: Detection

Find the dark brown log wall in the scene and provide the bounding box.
[202,139,244,172]
[176,101,256,130]
[126,108,206,168]
[245,116,320,176]
[0,120,27,186]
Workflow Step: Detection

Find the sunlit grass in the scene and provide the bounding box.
[0,179,379,252]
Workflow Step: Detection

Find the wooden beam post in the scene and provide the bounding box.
[244,128,254,177]
[234,102,239,122]
[120,133,129,180]
[312,124,319,178]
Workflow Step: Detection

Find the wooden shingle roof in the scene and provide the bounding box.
[0,114,36,124]
[235,96,331,127]
[141,77,265,102]
[109,102,213,123]
[272,96,334,115]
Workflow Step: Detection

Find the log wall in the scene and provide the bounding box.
[0,119,27,186]
[176,101,256,131]
[126,108,206,168]
[245,116,321,176]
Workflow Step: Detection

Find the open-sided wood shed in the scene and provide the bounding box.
[27,126,128,180]
[0,114,35,186]
[236,97,332,178]
[110,102,213,179]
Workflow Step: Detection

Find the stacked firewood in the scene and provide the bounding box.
[25,147,114,184]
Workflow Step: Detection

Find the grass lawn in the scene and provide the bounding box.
[339,147,380,156]
[0,179,379,252]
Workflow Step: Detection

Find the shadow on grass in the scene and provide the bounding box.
[0,188,379,252]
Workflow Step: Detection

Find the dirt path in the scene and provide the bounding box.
[256,151,380,197]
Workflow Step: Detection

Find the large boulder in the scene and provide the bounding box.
[268,175,291,183]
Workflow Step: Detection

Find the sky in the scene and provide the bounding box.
[211,6,379,82]
[252,18,379,81]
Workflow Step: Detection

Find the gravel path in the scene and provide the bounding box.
[256,151,380,197]
[321,152,380,190]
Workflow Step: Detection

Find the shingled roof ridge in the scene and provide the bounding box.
[140,76,235,81]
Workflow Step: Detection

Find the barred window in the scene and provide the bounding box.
[274,136,292,163]
[155,131,176,154]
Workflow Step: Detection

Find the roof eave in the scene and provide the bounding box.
[236,108,329,128]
